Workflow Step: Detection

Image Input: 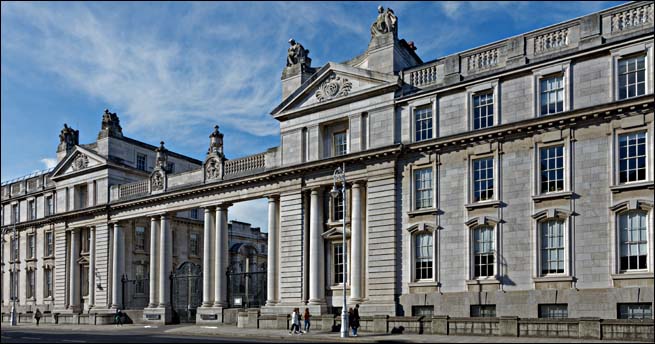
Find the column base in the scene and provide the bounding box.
[142,307,172,325]
[65,305,83,314]
[196,306,224,325]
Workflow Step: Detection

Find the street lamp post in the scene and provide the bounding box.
[330,163,348,338]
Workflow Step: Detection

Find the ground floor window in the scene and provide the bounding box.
[539,304,568,318]
[412,305,434,317]
[471,305,496,317]
[618,303,652,319]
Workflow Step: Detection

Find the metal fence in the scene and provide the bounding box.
[226,271,267,308]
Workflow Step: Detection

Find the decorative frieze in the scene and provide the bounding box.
[315,73,352,102]
[408,63,438,87]
[535,28,569,54]
[224,153,266,175]
[467,49,499,73]
[611,3,654,32]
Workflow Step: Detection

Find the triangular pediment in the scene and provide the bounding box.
[272,62,398,116]
[51,146,107,179]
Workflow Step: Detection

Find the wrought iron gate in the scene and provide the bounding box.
[170,262,202,323]
[226,271,267,308]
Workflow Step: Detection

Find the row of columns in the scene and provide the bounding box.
[67,226,96,311]
[200,205,230,308]
[65,181,364,312]
[306,181,365,306]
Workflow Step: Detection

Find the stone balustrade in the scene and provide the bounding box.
[407,62,439,88]
[224,152,266,176]
[399,1,653,88]
[118,179,149,199]
[467,48,499,73]
[535,28,569,54]
[611,3,654,32]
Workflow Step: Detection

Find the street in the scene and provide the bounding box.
[0,325,271,343]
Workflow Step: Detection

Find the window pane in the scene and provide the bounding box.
[619,211,648,271]
[415,168,433,209]
[618,132,647,183]
[415,105,433,141]
[473,92,494,130]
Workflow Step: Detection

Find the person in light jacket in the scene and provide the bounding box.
[289,308,301,334]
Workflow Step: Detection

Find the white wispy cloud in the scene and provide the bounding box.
[40,158,58,169]
[229,198,269,232]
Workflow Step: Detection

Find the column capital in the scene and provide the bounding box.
[215,202,233,210]
[266,194,280,202]
[351,180,366,187]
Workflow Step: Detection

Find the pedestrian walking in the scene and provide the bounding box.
[34,308,42,326]
[303,308,311,333]
[352,304,361,336]
[289,308,301,334]
[114,308,123,327]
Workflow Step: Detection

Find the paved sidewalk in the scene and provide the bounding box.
[2,323,635,343]
[165,325,616,343]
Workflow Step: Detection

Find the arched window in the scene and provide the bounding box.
[618,210,648,271]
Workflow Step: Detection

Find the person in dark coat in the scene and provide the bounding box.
[34,309,42,326]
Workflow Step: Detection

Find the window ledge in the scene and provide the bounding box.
[43,255,55,260]
[611,272,653,280]
[326,220,350,227]
[465,200,502,211]
[533,276,574,283]
[409,281,438,287]
[466,278,501,285]
[25,258,37,263]
[532,191,574,202]
[408,208,438,217]
[610,181,654,193]
[133,249,146,255]
[328,285,351,291]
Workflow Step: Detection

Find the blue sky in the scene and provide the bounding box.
[1,1,625,230]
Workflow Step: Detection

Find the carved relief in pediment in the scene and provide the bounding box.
[72,153,89,171]
[315,73,352,102]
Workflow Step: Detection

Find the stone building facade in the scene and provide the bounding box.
[2,1,654,327]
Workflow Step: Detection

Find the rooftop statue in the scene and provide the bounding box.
[370,5,397,38]
[58,123,79,153]
[286,38,311,67]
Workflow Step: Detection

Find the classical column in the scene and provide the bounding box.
[266,196,279,305]
[158,214,171,307]
[202,207,213,307]
[111,223,124,309]
[214,205,229,307]
[350,182,363,302]
[148,217,159,308]
[308,188,325,304]
[69,228,80,310]
[88,226,96,309]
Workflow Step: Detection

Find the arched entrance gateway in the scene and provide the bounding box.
[171,262,202,323]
